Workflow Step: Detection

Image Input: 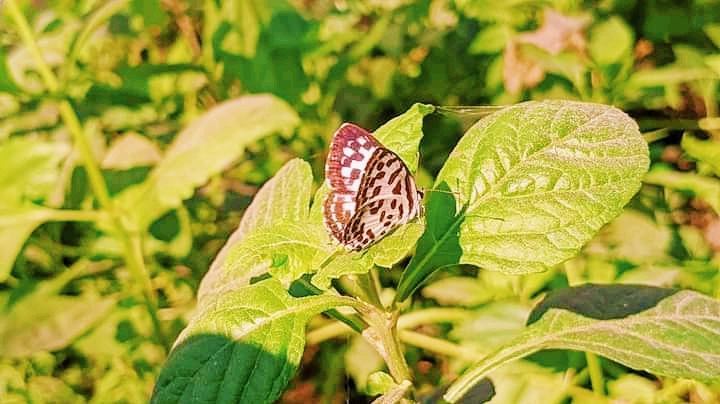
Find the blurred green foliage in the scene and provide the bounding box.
[2,0,720,403]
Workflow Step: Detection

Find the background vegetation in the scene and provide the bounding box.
[1,0,720,403]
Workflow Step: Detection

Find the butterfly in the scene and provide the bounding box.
[323,123,423,251]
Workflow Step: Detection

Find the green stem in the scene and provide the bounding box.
[564,265,604,395]
[585,352,605,396]
[359,305,412,384]
[47,209,104,222]
[293,277,366,333]
[398,308,472,329]
[442,338,542,402]
[306,321,355,345]
[399,329,482,362]
[5,0,167,349]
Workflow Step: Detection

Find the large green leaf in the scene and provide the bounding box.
[197,158,316,300]
[444,286,720,402]
[113,94,300,232]
[397,101,649,301]
[152,278,354,404]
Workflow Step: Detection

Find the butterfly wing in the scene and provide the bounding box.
[323,123,381,244]
[342,147,423,251]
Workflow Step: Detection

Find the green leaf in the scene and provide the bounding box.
[421,275,513,307]
[0,207,57,282]
[644,170,720,214]
[682,134,720,177]
[68,0,131,70]
[0,293,116,358]
[366,371,397,396]
[705,24,720,48]
[0,137,70,205]
[588,211,672,261]
[474,361,564,404]
[449,301,530,352]
[0,137,71,281]
[130,0,167,27]
[372,103,434,173]
[311,253,374,290]
[311,223,424,290]
[152,278,353,404]
[395,185,460,302]
[526,284,678,323]
[198,158,314,299]
[588,17,634,65]
[217,10,314,103]
[229,220,327,285]
[345,335,384,392]
[628,66,716,88]
[444,286,720,402]
[469,25,511,54]
[608,374,658,402]
[114,94,300,232]
[83,63,205,110]
[397,101,649,301]
[368,222,424,268]
[215,0,291,57]
[101,132,162,169]
[0,48,21,93]
[233,159,314,240]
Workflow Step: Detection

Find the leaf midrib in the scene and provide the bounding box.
[465,106,631,214]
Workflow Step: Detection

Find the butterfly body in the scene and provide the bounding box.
[323,123,423,251]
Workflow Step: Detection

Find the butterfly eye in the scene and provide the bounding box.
[323,123,423,251]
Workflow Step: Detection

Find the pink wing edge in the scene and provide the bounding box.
[323,123,382,245]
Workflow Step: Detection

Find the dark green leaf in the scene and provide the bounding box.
[526,284,678,323]
[152,278,353,404]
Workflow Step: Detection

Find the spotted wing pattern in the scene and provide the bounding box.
[323,123,423,251]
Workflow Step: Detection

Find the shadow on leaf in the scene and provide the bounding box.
[396,181,465,302]
[527,284,679,325]
[152,333,294,404]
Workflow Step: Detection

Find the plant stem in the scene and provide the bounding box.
[359,305,412,384]
[585,352,605,396]
[5,0,167,349]
[398,307,472,329]
[306,321,355,345]
[399,329,483,362]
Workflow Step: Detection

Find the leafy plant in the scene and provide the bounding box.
[4,0,720,402]
[148,100,719,404]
